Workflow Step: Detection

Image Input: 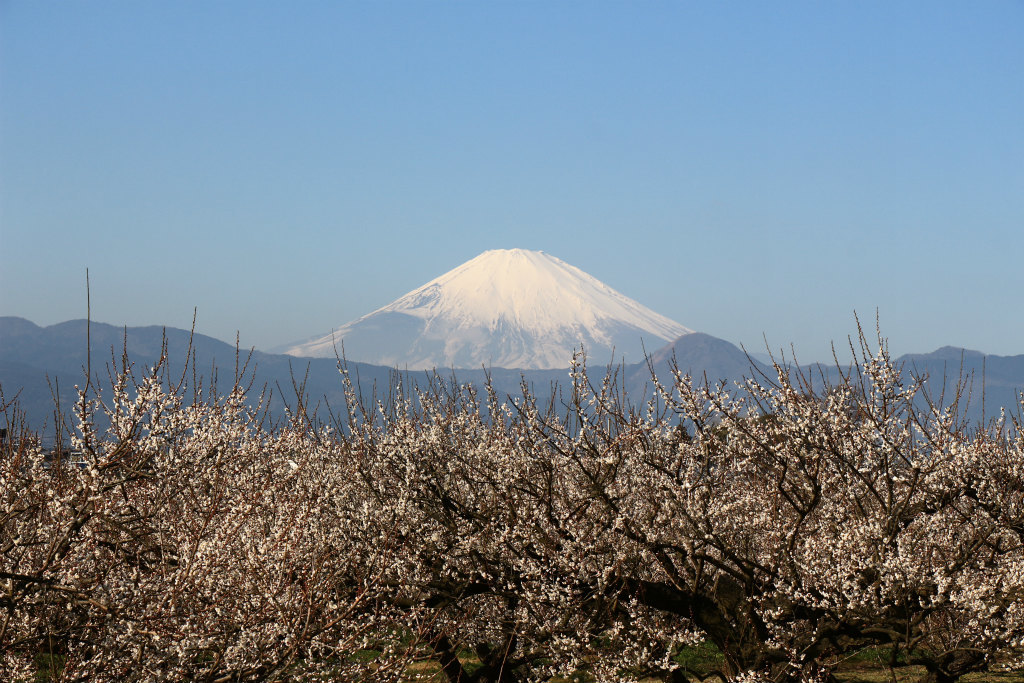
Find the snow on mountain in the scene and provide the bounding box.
[281,248,694,369]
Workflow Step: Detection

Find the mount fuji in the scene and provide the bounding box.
[280,248,693,370]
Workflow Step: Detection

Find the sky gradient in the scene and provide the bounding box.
[2,1,1022,363]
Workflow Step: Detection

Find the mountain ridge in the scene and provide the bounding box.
[279,248,693,369]
[2,316,1021,433]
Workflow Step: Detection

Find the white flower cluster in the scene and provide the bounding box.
[2,327,1022,683]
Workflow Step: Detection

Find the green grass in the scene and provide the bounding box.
[673,640,726,679]
[25,643,1024,682]
[33,653,65,683]
[830,647,1024,683]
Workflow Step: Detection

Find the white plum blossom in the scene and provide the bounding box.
[2,325,1022,683]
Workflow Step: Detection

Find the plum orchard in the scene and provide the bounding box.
[2,331,1022,683]
[1,363,427,682]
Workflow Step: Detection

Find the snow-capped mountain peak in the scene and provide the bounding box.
[281,248,693,369]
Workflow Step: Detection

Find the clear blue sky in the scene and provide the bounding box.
[2,1,1021,362]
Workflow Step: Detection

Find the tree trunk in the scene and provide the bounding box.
[916,648,987,683]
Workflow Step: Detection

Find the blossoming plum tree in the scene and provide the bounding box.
[2,327,1022,683]
[1,357,425,682]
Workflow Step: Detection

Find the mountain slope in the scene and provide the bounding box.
[0,316,567,437]
[622,332,772,401]
[280,248,693,369]
[898,346,1024,419]
[3,317,1022,433]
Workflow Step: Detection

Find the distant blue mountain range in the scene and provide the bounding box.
[2,317,1021,441]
